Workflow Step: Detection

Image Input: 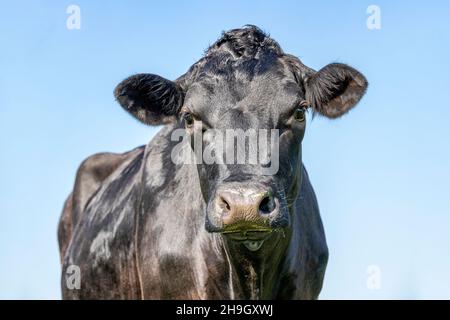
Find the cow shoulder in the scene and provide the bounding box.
[60,146,146,299]
[73,148,144,223]
[58,147,144,265]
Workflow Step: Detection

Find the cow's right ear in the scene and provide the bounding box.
[114,74,184,125]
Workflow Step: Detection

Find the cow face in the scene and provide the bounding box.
[115,27,367,252]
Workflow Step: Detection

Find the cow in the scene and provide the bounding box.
[58,26,367,299]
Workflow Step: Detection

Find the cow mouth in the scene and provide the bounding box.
[221,227,274,252]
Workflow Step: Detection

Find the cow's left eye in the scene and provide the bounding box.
[293,107,306,122]
[183,112,194,128]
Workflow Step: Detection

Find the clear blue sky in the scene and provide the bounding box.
[1,0,449,299]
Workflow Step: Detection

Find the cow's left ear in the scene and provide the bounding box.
[305,63,368,119]
[114,73,184,125]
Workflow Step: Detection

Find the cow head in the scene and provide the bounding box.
[115,26,367,253]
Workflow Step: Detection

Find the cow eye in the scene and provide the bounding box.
[183,112,194,128]
[293,107,306,122]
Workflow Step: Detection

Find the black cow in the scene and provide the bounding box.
[58,26,367,299]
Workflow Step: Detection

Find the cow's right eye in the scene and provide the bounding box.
[183,113,194,128]
[293,107,306,122]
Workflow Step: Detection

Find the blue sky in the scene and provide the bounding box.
[1,0,449,299]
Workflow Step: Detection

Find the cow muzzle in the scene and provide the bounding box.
[205,183,290,250]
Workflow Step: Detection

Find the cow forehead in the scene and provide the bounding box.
[184,70,302,124]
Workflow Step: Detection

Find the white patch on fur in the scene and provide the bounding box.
[146,151,166,188]
[90,231,112,266]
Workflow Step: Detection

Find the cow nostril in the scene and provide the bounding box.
[219,197,231,212]
[259,193,276,214]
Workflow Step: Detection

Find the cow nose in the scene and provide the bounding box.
[216,187,278,228]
